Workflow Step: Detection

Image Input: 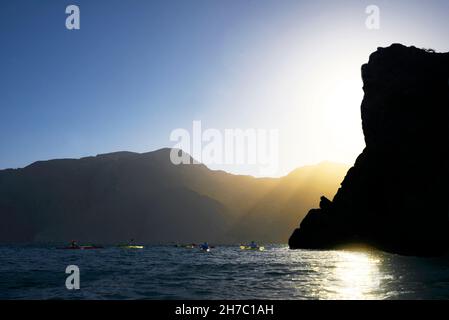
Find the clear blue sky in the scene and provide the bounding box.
[1,0,448,176]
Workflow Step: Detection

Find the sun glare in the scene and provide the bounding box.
[329,251,382,299]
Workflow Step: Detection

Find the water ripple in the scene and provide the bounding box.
[0,245,448,299]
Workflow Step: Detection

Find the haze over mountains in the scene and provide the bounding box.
[0,148,348,244]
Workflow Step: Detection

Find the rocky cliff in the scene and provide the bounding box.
[289,44,449,256]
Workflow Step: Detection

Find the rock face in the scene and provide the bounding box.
[289,44,449,256]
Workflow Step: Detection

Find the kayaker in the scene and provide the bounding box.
[249,241,258,249]
[70,240,79,248]
[200,242,209,250]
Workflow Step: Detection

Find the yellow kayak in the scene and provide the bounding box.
[240,245,265,251]
[118,245,144,249]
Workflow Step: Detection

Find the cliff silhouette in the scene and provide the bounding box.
[289,44,449,256]
[0,148,348,244]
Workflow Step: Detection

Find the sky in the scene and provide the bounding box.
[1,0,449,177]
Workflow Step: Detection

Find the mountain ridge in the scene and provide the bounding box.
[0,148,349,244]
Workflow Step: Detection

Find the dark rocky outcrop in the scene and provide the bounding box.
[289,44,449,256]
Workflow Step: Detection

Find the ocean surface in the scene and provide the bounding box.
[1,244,449,300]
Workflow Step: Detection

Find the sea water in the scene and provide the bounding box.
[1,245,449,300]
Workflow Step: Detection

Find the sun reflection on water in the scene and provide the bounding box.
[324,251,382,299]
[289,249,386,299]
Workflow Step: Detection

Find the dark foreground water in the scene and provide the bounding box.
[1,245,449,299]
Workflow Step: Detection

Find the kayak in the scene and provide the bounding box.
[57,245,103,250]
[118,245,144,249]
[240,245,265,251]
[200,248,210,252]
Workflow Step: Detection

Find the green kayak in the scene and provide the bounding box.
[118,245,144,249]
[240,245,265,251]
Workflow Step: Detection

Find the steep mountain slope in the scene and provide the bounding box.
[0,148,348,244]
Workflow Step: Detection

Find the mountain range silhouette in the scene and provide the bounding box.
[0,148,347,244]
